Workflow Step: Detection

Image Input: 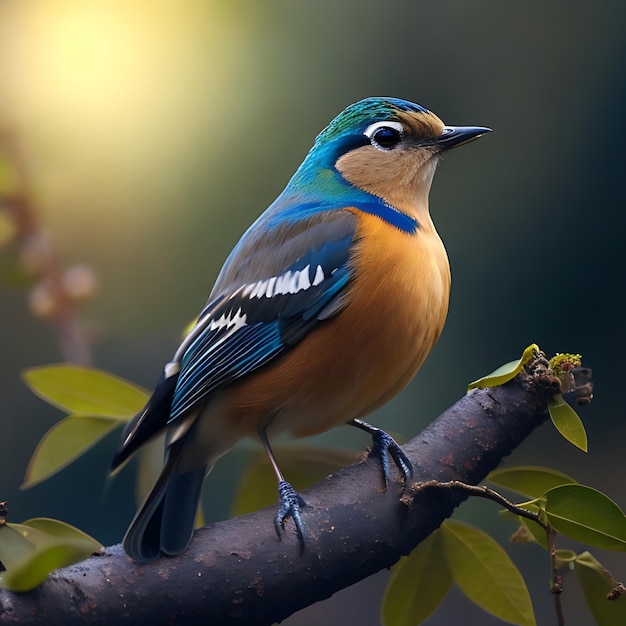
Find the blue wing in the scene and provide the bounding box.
[111,208,357,469]
[170,233,353,420]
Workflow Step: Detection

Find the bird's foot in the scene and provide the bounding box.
[349,418,413,487]
[275,479,307,553]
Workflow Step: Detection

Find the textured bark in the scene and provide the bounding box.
[0,361,561,625]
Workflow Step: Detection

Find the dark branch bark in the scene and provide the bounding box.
[0,360,560,625]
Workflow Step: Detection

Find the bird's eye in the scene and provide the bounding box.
[364,121,404,151]
[372,127,402,149]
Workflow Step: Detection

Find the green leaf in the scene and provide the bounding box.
[23,364,148,419]
[502,503,549,550]
[231,453,278,516]
[548,394,588,451]
[21,518,103,545]
[441,520,536,626]
[22,415,121,489]
[0,523,38,572]
[575,552,626,626]
[135,434,167,505]
[232,446,357,516]
[382,530,451,626]
[488,465,577,499]
[467,344,539,390]
[544,485,626,551]
[518,515,549,550]
[0,518,102,591]
[2,545,80,591]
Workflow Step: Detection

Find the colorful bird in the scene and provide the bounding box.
[111,97,490,562]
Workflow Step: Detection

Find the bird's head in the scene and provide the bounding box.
[294,97,490,220]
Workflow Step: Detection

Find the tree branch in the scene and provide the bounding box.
[0,358,560,625]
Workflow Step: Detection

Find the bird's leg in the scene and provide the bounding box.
[258,428,306,552]
[348,418,413,487]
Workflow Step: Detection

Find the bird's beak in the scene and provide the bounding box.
[434,126,492,150]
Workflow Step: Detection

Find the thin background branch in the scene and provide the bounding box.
[0,129,93,365]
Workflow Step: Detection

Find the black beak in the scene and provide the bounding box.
[434,125,492,150]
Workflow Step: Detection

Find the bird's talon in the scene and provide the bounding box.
[351,418,413,487]
[275,480,306,552]
[388,444,414,485]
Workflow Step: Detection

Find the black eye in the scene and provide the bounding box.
[370,126,402,150]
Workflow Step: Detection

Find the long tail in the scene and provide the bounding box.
[123,441,208,563]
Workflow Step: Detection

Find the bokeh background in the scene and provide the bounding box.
[0,1,624,624]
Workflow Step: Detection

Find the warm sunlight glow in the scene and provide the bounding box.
[26,4,149,125]
[0,1,252,226]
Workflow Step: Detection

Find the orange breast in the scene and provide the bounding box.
[225,209,451,439]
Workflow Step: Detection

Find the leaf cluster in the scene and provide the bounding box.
[383,466,626,626]
[0,366,148,591]
[383,346,622,626]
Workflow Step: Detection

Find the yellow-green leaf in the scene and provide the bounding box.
[23,364,148,418]
[544,485,626,551]
[22,415,121,489]
[518,515,549,550]
[503,502,548,550]
[382,530,451,626]
[575,552,626,626]
[232,446,357,516]
[232,453,277,516]
[442,520,536,626]
[467,344,539,390]
[488,466,577,499]
[2,545,79,591]
[548,394,588,451]
[0,518,102,591]
[0,523,37,572]
[21,518,103,546]
[135,434,167,504]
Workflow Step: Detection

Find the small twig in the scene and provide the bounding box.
[547,526,565,626]
[412,479,541,523]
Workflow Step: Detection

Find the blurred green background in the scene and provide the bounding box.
[0,1,624,624]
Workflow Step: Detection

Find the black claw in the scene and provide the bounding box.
[386,439,413,483]
[349,418,414,487]
[275,480,306,553]
[369,429,413,486]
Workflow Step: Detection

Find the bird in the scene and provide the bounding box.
[111,96,490,562]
